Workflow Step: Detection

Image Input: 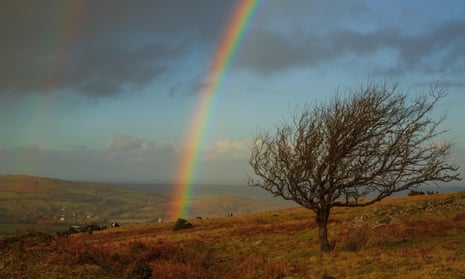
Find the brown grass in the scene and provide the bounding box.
[1,192,465,278]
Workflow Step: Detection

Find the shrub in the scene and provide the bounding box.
[0,235,19,249]
[81,224,107,235]
[173,218,193,231]
[125,261,152,279]
[56,224,107,237]
[343,225,368,251]
[2,230,55,246]
[408,190,425,196]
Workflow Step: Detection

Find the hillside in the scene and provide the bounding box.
[189,194,293,217]
[0,175,170,232]
[1,190,465,278]
[0,175,292,235]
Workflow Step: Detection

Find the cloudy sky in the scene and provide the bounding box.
[1,0,464,184]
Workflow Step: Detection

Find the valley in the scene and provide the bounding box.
[0,175,291,235]
[1,188,465,278]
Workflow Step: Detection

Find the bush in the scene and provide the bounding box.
[408,190,425,196]
[343,225,368,251]
[173,218,193,231]
[56,224,107,237]
[83,224,107,234]
[125,261,152,279]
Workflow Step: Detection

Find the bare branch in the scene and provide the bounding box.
[249,82,461,210]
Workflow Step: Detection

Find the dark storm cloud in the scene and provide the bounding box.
[236,20,465,76]
[0,0,234,98]
[2,1,464,99]
[168,75,205,97]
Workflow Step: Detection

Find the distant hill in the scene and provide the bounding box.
[0,175,169,226]
[0,175,294,235]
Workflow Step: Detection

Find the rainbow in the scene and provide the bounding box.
[169,0,261,220]
[41,0,84,93]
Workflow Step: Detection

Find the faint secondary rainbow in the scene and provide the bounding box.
[15,1,83,174]
[169,0,261,220]
[40,0,84,92]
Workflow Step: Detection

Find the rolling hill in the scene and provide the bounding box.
[0,175,293,235]
[0,175,170,232]
[1,190,465,278]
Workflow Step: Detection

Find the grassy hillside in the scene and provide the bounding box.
[189,194,293,217]
[0,175,170,233]
[1,190,465,278]
[0,175,292,235]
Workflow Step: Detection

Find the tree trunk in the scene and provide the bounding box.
[316,208,334,252]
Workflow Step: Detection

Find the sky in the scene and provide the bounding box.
[0,0,464,185]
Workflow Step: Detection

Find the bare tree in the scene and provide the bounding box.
[249,83,461,252]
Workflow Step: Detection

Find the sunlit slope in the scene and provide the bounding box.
[2,190,465,278]
[0,175,170,225]
[0,175,294,232]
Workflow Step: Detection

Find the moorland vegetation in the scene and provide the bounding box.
[0,175,288,236]
[1,191,465,278]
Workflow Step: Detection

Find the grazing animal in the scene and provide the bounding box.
[158,218,163,224]
[196,216,202,220]
[111,222,120,228]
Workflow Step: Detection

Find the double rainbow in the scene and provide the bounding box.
[169,0,261,220]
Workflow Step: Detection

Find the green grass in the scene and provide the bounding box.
[0,192,18,199]
[0,175,170,232]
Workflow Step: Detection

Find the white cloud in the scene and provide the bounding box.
[107,135,140,151]
[204,139,249,161]
[0,136,252,184]
[107,135,178,153]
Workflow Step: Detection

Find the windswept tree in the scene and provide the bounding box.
[249,83,460,252]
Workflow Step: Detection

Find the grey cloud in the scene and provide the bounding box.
[236,28,306,74]
[412,80,465,90]
[0,138,245,183]
[393,21,465,73]
[0,140,178,182]
[258,0,368,32]
[107,135,141,152]
[169,75,205,97]
[236,21,465,76]
[107,135,178,154]
[2,0,464,99]
[0,0,234,98]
